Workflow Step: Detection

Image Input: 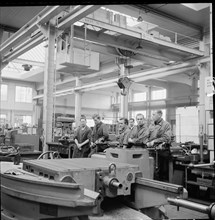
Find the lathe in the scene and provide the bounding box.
[1,148,215,220]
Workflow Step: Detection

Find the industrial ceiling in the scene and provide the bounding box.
[0,4,211,97]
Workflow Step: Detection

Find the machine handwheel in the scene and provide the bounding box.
[37,151,61,159]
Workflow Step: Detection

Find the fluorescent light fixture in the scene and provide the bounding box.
[181,3,210,11]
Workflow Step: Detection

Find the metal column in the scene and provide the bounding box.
[119,64,129,118]
[75,77,82,127]
[198,62,210,139]
[43,21,56,152]
[146,86,152,119]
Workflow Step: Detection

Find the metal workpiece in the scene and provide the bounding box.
[1,148,211,219]
[167,198,215,220]
[135,177,184,194]
[188,161,215,168]
[102,176,122,189]
[134,177,188,209]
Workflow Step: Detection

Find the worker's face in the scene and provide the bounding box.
[136,115,144,126]
[80,119,86,127]
[129,119,134,128]
[93,117,100,125]
[118,119,126,130]
[152,112,161,122]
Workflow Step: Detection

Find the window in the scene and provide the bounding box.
[0,114,7,125]
[151,89,166,100]
[1,84,8,101]
[15,86,32,103]
[133,92,147,102]
[176,107,199,143]
[0,114,6,119]
[14,115,32,127]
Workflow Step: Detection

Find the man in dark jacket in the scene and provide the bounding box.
[146,110,172,181]
[128,113,149,147]
[88,114,109,157]
[72,116,92,158]
[117,117,130,148]
[147,110,171,147]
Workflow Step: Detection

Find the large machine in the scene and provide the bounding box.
[1,148,215,220]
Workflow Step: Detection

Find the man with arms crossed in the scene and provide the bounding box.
[72,116,92,158]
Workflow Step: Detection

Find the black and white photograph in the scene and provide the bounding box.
[0,3,214,220]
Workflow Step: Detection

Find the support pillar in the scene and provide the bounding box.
[146,86,152,119]
[42,21,56,152]
[119,64,129,118]
[198,62,210,140]
[33,100,42,126]
[69,6,74,64]
[75,77,82,127]
[129,89,133,119]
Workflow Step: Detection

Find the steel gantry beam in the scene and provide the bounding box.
[0,5,101,65]
[105,5,202,39]
[33,61,197,100]
[57,5,101,30]
[73,25,201,65]
[79,16,204,56]
[2,32,44,63]
[0,6,68,56]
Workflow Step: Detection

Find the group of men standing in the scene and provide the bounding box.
[117,110,171,149]
[72,110,172,159]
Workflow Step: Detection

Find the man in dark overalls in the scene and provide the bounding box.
[146,110,172,181]
[88,114,109,157]
[72,116,92,158]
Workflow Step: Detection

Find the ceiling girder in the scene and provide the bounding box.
[57,5,101,30]
[72,37,166,67]
[33,61,197,100]
[2,33,44,63]
[105,5,202,37]
[134,4,203,33]
[79,16,203,56]
[0,5,101,63]
[0,6,68,56]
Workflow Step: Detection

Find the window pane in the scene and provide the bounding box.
[1,84,8,101]
[152,89,166,100]
[15,86,32,103]
[176,107,199,143]
[133,92,147,102]
[14,115,32,127]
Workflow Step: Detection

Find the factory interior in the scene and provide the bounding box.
[0,3,214,220]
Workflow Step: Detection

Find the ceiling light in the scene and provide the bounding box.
[137,15,143,22]
[136,43,143,50]
[22,64,32,71]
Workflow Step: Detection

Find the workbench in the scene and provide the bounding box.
[46,141,73,158]
[185,165,215,201]
[0,150,42,162]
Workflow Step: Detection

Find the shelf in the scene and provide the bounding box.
[186,180,214,189]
